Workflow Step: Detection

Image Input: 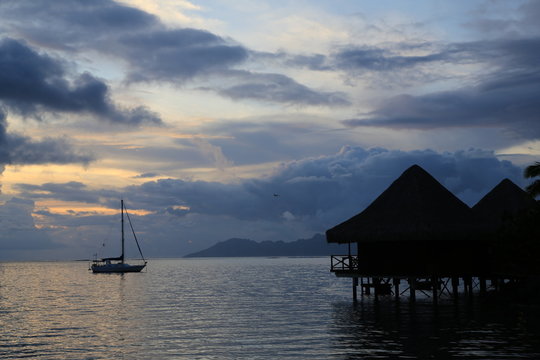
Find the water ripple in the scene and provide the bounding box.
[1,258,540,359]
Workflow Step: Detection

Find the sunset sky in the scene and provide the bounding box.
[1,0,539,260]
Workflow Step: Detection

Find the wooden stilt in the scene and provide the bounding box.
[393,278,400,300]
[452,277,459,300]
[491,278,498,291]
[374,277,380,301]
[408,278,416,303]
[365,278,371,295]
[360,277,364,295]
[479,277,486,296]
[352,277,358,302]
[464,276,473,298]
[432,277,438,305]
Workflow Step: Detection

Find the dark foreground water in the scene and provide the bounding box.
[1,258,540,359]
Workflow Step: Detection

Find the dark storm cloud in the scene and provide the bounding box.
[217,72,350,106]
[0,0,247,82]
[119,29,249,82]
[8,136,94,165]
[0,109,93,168]
[0,0,347,107]
[341,38,540,138]
[0,38,161,125]
[0,0,159,50]
[14,181,117,204]
[342,78,540,138]
[121,146,522,233]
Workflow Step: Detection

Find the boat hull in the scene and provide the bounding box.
[91,263,146,273]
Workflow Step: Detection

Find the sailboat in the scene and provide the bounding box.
[90,199,147,273]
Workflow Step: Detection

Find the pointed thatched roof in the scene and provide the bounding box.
[472,178,538,228]
[326,164,476,244]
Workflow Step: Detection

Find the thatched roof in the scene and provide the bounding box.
[326,164,476,244]
[472,178,538,228]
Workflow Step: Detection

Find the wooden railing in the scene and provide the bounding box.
[331,255,359,272]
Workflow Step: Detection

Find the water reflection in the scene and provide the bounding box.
[0,262,151,359]
[331,297,540,359]
[3,259,540,359]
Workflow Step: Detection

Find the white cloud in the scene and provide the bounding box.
[191,137,234,171]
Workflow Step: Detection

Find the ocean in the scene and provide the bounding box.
[1,257,540,359]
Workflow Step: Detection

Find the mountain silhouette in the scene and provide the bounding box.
[184,233,346,257]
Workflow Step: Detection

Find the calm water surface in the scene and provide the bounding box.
[1,258,540,359]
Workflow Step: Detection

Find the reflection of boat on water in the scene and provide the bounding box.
[90,200,147,273]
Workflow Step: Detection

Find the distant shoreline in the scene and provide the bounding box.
[183,234,347,258]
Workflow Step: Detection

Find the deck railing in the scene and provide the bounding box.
[331,255,359,272]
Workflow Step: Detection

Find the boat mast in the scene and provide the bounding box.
[121,199,125,264]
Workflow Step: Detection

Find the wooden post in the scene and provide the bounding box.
[365,278,371,295]
[464,276,473,298]
[491,278,498,291]
[352,277,358,302]
[408,277,416,303]
[360,277,364,295]
[452,277,459,300]
[393,278,400,300]
[374,277,380,301]
[432,277,438,305]
[479,277,486,296]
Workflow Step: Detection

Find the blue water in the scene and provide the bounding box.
[1,258,540,359]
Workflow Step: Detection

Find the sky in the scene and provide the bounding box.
[0,0,539,260]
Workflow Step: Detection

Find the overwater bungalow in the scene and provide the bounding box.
[473,178,540,277]
[472,178,538,230]
[326,165,539,301]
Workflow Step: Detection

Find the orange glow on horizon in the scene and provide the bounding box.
[1,163,159,195]
[33,200,155,217]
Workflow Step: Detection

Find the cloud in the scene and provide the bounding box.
[14,182,103,204]
[341,38,540,139]
[342,80,540,138]
[333,46,449,72]
[0,38,162,125]
[284,53,331,71]
[465,0,540,38]
[120,29,249,82]
[183,117,346,166]
[216,72,350,107]
[133,172,160,179]
[0,0,247,83]
[12,146,523,257]
[0,109,93,173]
[129,146,522,223]
[0,0,159,50]
[277,40,463,78]
[191,137,234,171]
[0,0,348,107]
[18,146,522,223]
[0,198,59,259]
